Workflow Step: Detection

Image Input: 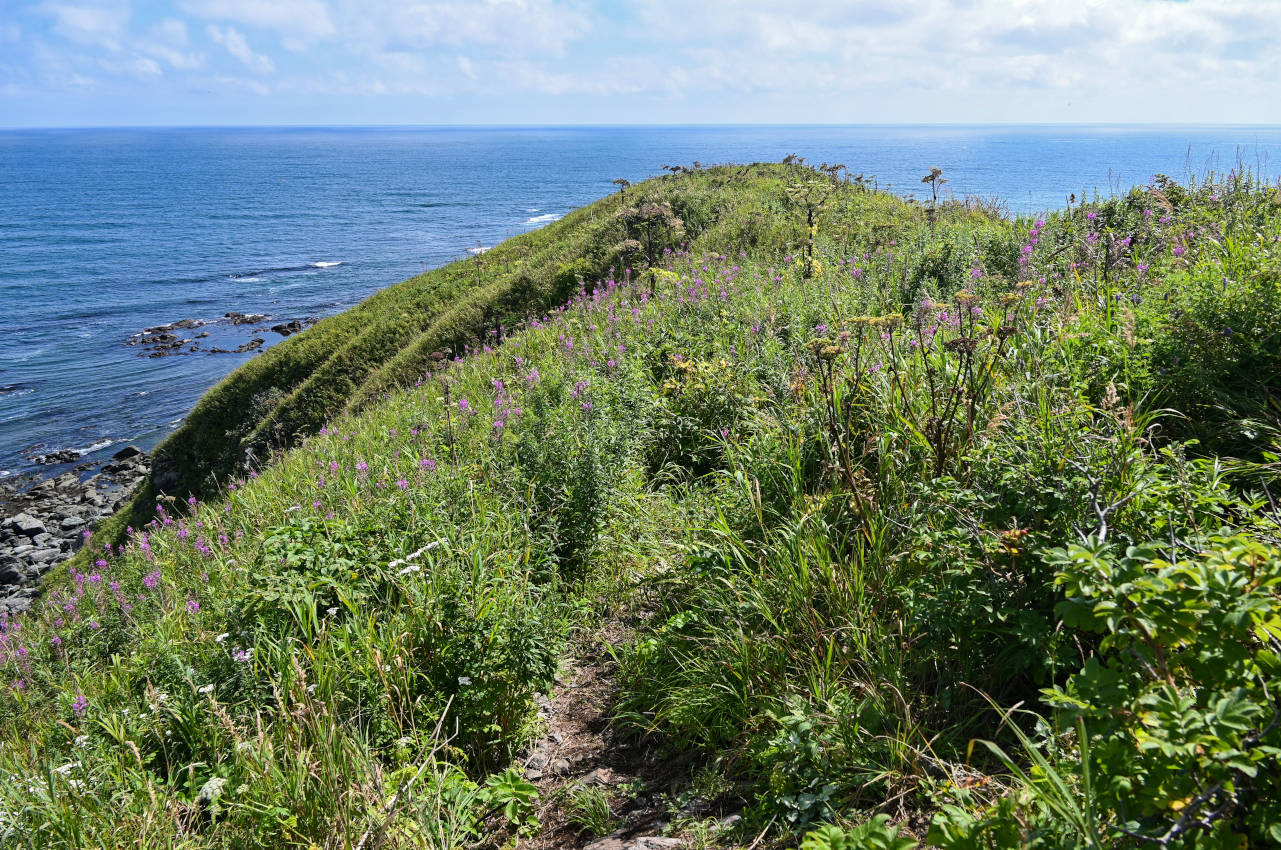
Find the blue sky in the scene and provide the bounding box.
[1,0,1278,127]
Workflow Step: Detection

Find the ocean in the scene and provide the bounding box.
[2,124,1280,479]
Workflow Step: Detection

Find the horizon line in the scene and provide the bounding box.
[4,121,1281,132]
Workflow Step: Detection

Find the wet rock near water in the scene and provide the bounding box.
[224,311,269,326]
[0,446,151,616]
[30,449,83,465]
[126,312,316,357]
[270,320,304,336]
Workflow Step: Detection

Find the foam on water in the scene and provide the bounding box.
[69,439,113,456]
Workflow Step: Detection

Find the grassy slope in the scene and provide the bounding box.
[83,164,825,571]
[4,167,1281,849]
[145,165,821,497]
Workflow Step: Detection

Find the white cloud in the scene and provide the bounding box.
[207,24,275,73]
[344,0,592,56]
[182,0,336,47]
[140,18,205,70]
[39,1,131,50]
[9,0,1281,123]
[97,53,162,78]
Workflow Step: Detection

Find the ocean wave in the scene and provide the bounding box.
[467,246,491,255]
[69,439,114,456]
[525,213,560,224]
[223,262,340,283]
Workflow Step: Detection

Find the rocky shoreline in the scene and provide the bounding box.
[0,446,150,616]
[126,311,317,357]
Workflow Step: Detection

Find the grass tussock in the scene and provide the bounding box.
[4,164,1281,848]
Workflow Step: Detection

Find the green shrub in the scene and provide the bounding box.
[801,816,917,850]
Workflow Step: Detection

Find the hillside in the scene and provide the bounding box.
[3,164,1280,849]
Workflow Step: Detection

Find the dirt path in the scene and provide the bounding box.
[514,623,743,850]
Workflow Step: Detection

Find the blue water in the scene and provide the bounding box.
[2,125,1280,478]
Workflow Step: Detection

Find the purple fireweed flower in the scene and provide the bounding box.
[458,398,473,414]
[1173,245,1186,257]
[72,694,88,717]
[143,570,160,589]
[396,479,409,490]
[355,461,369,472]
[419,457,436,471]
[187,597,200,614]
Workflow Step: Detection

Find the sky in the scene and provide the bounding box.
[1,0,1279,127]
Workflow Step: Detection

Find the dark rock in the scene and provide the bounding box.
[3,514,46,537]
[31,532,53,547]
[225,312,269,325]
[112,446,143,461]
[29,548,61,565]
[142,318,207,334]
[0,566,21,585]
[59,516,85,532]
[0,597,31,615]
[30,449,80,465]
[233,338,265,353]
[270,320,304,336]
[579,767,620,787]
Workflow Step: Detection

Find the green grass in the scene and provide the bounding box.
[3,165,1280,848]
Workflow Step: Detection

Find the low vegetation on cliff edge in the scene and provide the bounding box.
[3,164,1281,848]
